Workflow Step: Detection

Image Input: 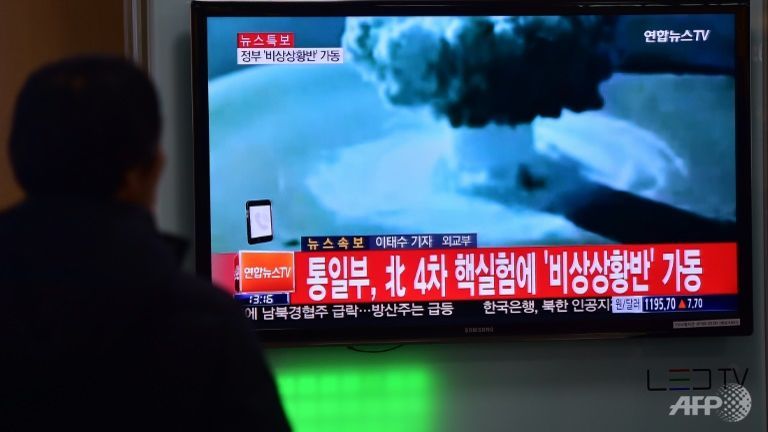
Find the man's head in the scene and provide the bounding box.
[9,56,163,209]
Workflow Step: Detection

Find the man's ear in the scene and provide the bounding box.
[143,147,165,210]
[150,148,166,187]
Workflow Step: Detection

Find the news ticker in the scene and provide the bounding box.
[234,293,738,317]
[300,233,478,252]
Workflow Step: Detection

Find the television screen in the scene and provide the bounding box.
[192,1,752,344]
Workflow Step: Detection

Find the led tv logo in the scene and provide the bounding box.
[668,384,752,422]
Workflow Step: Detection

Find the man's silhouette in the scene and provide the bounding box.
[0,56,290,431]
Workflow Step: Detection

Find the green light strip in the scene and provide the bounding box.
[275,365,438,432]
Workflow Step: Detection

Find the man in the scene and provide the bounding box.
[0,56,290,431]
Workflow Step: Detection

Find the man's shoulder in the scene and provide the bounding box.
[171,272,233,302]
[0,204,28,244]
[166,273,246,324]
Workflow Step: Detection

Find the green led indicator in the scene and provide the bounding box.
[274,365,439,432]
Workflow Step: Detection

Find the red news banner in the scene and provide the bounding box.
[237,32,294,48]
[219,243,738,304]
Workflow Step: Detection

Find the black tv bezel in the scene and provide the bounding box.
[191,0,753,346]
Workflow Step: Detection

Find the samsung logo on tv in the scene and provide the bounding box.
[465,326,495,334]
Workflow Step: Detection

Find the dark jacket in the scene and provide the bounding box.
[0,197,290,431]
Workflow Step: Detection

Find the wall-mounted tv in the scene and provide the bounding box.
[191,0,752,344]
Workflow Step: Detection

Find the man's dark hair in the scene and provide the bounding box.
[9,56,161,198]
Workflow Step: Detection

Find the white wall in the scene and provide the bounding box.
[146,1,766,430]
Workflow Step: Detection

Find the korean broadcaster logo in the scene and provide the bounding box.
[669,384,752,422]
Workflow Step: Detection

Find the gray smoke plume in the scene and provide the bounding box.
[343,16,616,127]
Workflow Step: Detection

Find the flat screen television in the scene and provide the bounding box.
[191,0,752,345]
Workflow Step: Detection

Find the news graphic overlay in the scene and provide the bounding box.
[197,6,751,342]
[246,200,273,244]
[236,31,343,65]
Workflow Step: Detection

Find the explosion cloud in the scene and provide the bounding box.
[343,16,617,127]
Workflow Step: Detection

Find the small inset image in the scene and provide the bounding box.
[246,199,273,244]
